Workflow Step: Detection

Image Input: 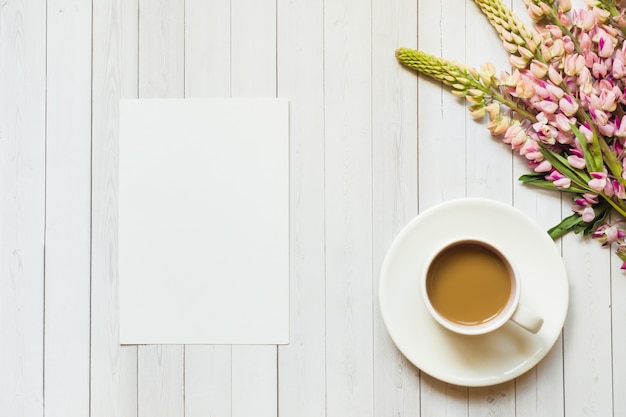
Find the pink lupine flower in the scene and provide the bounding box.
[559,0,572,12]
[563,36,576,54]
[551,38,566,57]
[546,170,571,188]
[510,55,528,69]
[527,3,545,20]
[530,60,549,78]
[613,181,626,199]
[615,116,626,137]
[579,123,594,142]
[579,32,593,51]
[592,6,611,23]
[582,206,596,222]
[546,83,564,99]
[394,1,626,268]
[486,116,511,135]
[592,223,625,245]
[549,65,563,84]
[529,77,550,98]
[513,76,536,98]
[554,113,573,132]
[592,61,608,78]
[503,123,527,148]
[572,9,596,30]
[613,53,626,79]
[598,35,615,58]
[534,159,553,172]
[567,153,586,169]
[584,49,599,68]
[590,108,609,126]
[519,138,538,157]
[559,95,579,116]
[564,54,586,76]
[558,11,572,26]
[597,120,615,136]
[588,171,608,191]
[583,193,599,205]
[578,68,593,94]
[616,244,626,269]
[600,89,617,112]
[534,99,559,114]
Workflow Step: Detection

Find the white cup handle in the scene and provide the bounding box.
[511,304,544,334]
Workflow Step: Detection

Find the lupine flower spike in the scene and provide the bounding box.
[396,0,626,267]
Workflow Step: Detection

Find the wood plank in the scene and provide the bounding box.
[184,0,231,98]
[183,1,232,415]
[468,385,515,417]
[463,1,515,413]
[371,0,420,415]
[512,142,564,415]
[276,0,326,415]
[562,233,613,416]
[91,0,140,416]
[138,346,184,416]
[417,0,468,413]
[136,0,185,415]
[185,346,232,417]
[323,0,373,415]
[612,240,626,417]
[138,0,184,99]
[230,0,278,415]
[231,0,276,97]
[44,1,92,415]
[232,345,277,417]
[0,1,46,416]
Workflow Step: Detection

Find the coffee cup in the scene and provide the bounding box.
[422,238,543,336]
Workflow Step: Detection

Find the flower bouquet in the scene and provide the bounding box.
[396,0,626,267]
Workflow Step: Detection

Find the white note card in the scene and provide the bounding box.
[118,98,289,345]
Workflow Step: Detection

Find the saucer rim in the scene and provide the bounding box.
[379,197,569,387]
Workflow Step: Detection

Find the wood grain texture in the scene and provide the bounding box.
[138,346,184,417]
[563,235,613,417]
[91,0,139,416]
[464,0,517,411]
[231,0,276,96]
[611,248,626,417]
[323,0,373,416]
[183,2,233,416]
[184,345,232,417]
[229,1,279,416]
[417,0,468,413]
[371,0,420,416]
[184,0,231,98]
[137,0,185,415]
[44,1,92,416]
[232,345,277,417]
[2,0,625,415]
[276,0,326,415]
[0,1,46,416]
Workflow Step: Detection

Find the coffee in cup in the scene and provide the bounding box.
[422,239,543,335]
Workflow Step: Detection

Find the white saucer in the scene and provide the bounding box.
[379,198,569,387]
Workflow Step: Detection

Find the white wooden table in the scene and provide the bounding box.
[1,0,622,416]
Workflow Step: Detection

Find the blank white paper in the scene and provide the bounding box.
[118,98,289,345]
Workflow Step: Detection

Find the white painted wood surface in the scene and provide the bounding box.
[1,0,624,416]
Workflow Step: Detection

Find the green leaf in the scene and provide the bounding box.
[548,212,586,240]
[518,173,588,194]
[582,203,612,237]
[571,123,602,173]
[547,203,613,240]
[537,144,590,189]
